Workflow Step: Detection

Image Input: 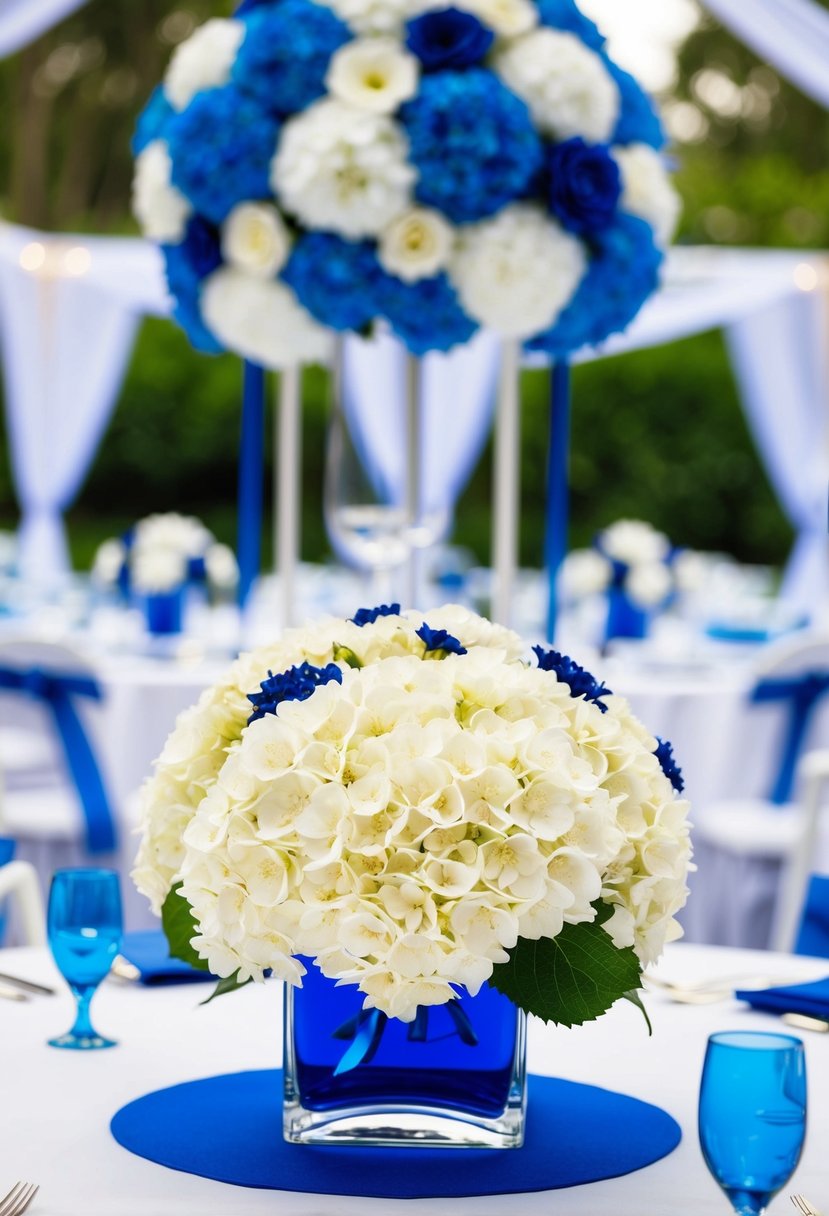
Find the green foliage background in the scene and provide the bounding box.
[1,0,823,571]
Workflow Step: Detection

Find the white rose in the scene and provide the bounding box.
[202,268,332,370]
[613,144,681,247]
[272,98,415,239]
[600,519,670,565]
[164,18,245,112]
[493,29,619,142]
[222,203,291,278]
[450,204,585,338]
[378,207,454,281]
[205,543,239,590]
[625,562,672,608]
[560,549,611,599]
[326,38,419,114]
[132,546,187,595]
[132,141,191,243]
[457,0,537,36]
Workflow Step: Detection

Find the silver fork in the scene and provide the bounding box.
[791,1195,822,1216]
[0,1183,39,1216]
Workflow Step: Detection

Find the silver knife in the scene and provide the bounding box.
[783,1013,829,1033]
[0,981,28,1003]
[0,971,56,996]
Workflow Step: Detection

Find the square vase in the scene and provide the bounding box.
[283,963,527,1148]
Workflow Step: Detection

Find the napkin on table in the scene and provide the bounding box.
[119,930,214,985]
[735,976,829,1020]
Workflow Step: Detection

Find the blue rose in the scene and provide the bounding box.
[547,138,621,236]
[406,8,494,71]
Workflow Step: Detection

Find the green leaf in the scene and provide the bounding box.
[621,989,653,1036]
[200,973,253,1005]
[160,883,210,972]
[333,644,362,669]
[489,902,642,1028]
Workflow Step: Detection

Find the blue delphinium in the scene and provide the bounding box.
[162,218,224,354]
[166,86,280,224]
[351,604,402,626]
[528,213,663,357]
[374,271,477,355]
[406,9,494,71]
[283,233,384,332]
[546,138,621,236]
[655,738,685,794]
[418,624,468,656]
[132,86,174,155]
[248,661,343,724]
[401,69,543,223]
[604,58,666,150]
[535,0,605,50]
[533,646,612,712]
[233,1,350,117]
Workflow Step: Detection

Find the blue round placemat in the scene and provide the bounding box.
[111,1070,681,1198]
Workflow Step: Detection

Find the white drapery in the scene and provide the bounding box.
[702,0,829,111]
[0,0,90,58]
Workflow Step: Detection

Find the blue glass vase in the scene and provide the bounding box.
[283,963,527,1148]
[605,585,648,643]
[143,588,184,636]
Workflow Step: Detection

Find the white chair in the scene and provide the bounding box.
[0,860,46,947]
[772,749,829,954]
[692,632,829,949]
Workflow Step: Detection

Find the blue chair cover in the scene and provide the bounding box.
[750,671,829,805]
[0,837,15,945]
[0,666,117,854]
[794,874,829,958]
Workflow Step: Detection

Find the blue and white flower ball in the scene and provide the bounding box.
[133,0,680,369]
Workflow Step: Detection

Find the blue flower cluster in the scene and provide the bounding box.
[375,270,477,355]
[233,1,350,117]
[247,661,343,724]
[533,646,611,712]
[406,9,493,71]
[604,59,666,151]
[547,138,621,236]
[536,0,605,49]
[401,70,543,223]
[654,738,685,794]
[417,624,468,656]
[133,86,173,155]
[350,604,402,626]
[284,233,384,332]
[162,218,224,354]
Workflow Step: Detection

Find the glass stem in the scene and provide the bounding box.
[731,1193,766,1215]
[70,984,97,1039]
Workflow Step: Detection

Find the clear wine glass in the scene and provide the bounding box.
[699,1030,807,1215]
[47,868,122,1050]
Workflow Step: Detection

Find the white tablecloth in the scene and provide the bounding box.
[2,941,828,1215]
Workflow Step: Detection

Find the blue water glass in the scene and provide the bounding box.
[0,837,16,945]
[47,868,122,1050]
[699,1031,807,1215]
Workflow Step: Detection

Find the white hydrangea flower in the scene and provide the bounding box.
[205,543,239,591]
[326,38,419,114]
[221,203,291,278]
[614,144,681,248]
[378,207,454,282]
[560,549,612,600]
[164,18,245,112]
[626,561,672,608]
[450,204,585,338]
[135,512,212,558]
[317,0,412,37]
[132,141,191,244]
[457,0,537,36]
[600,519,670,565]
[201,268,332,370]
[493,29,619,142]
[91,538,126,589]
[131,546,187,595]
[272,98,416,239]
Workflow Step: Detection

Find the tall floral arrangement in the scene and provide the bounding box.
[135,605,690,1026]
[132,0,679,368]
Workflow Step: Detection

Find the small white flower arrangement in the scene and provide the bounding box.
[135,604,690,1026]
[562,519,677,612]
[92,513,239,601]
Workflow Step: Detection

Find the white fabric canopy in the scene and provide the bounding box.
[0,0,90,58]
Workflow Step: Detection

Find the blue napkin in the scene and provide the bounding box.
[120,931,213,986]
[735,976,829,1019]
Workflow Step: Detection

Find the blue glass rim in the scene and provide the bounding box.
[707,1030,804,1052]
[50,867,120,885]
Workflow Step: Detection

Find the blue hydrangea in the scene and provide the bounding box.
[133,86,175,155]
[233,1,350,117]
[283,233,383,332]
[533,646,611,712]
[234,0,273,12]
[401,69,543,223]
[535,0,605,50]
[655,738,685,794]
[247,661,343,724]
[417,624,468,656]
[351,604,402,626]
[406,9,493,71]
[166,86,280,225]
[375,271,477,356]
[162,219,224,354]
[527,214,663,357]
[604,58,666,150]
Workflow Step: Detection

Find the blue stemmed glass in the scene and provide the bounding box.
[699,1031,807,1215]
[47,868,122,1050]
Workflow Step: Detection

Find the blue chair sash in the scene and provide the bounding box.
[0,666,117,854]
[794,874,829,958]
[751,671,829,805]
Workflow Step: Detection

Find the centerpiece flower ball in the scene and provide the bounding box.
[133,0,680,368]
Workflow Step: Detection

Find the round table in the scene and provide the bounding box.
[3,941,829,1215]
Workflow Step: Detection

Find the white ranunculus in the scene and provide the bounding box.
[201,268,332,370]
[316,0,412,36]
[222,203,291,278]
[92,538,126,589]
[271,98,416,239]
[131,546,187,595]
[135,512,212,558]
[205,543,239,590]
[457,0,537,36]
[132,141,191,243]
[625,562,672,609]
[493,29,619,142]
[600,520,670,565]
[450,204,585,338]
[378,207,454,281]
[560,549,612,600]
[326,38,419,114]
[164,18,245,112]
[613,144,681,247]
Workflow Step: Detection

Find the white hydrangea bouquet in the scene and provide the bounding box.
[132,0,679,367]
[93,513,239,600]
[563,520,677,613]
[135,604,690,1027]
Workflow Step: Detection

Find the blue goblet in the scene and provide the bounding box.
[47,868,122,1050]
[699,1030,807,1215]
